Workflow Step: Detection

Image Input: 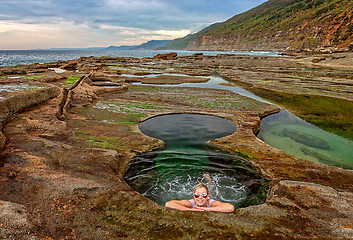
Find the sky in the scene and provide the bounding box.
[0,0,267,50]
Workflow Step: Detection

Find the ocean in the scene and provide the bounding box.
[0,49,280,67]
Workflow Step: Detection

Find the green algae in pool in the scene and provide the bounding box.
[257,110,353,169]
[124,113,269,208]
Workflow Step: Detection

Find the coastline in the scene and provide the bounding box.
[0,52,352,239]
[0,49,280,67]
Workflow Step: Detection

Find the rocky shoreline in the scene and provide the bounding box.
[0,52,352,239]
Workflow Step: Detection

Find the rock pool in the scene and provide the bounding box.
[0,82,46,100]
[129,74,353,169]
[124,113,269,207]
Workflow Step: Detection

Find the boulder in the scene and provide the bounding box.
[312,57,326,63]
[61,61,78,70]
[40,75,67,83]
[91,72,125,83]
[0,67,27,76]
[153,52,177,60]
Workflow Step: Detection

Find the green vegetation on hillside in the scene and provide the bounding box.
[166,0,353,51]
[213,0,351,33]
[162,23,221,50]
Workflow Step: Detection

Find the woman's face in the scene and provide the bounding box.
[193,187,209,207]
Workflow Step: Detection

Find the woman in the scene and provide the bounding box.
[165,183,234,212]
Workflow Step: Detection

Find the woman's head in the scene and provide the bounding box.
[193,183,209,195]
[193,183,209,207]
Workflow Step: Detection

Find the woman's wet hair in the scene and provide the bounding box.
[193,183,209,195]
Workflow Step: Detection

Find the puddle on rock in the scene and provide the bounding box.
[0,83,47,100]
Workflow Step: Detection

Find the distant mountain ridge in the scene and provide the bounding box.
[105,45,138,50]
[160,23,221,50]
[162,0,353,52]
[106,40,171,50]
[38,40,171,51]
[132,40,171,50]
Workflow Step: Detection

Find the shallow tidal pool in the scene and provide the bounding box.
[257,110,353,169]
[0,82,46,100]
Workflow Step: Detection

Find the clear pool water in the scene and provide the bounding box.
[257,110,353,169]
[124,113,269,207]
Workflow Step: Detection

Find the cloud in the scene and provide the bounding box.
[0,0,267,49]
[0,20,97,49]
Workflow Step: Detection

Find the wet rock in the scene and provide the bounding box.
[91,82,123,87]
[0,67,27,76]
[61,61,78,70]
[40,75,67,83]
[0,86,61,125]
[136,74,209,85]
[57,75,99,119]
[312,57,326,63]
[25,118,71,138]
[1,54,353,239]
[68,81,100,107]
[153,52,177,60]
[267,180,353,239]
[0,85,61,152]
[91,73,124,83]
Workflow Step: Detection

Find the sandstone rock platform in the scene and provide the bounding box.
[0,53,352,239]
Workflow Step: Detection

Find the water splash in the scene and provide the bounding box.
[124,113,269,207]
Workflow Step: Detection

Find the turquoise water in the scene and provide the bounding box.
[124,113,268,206]
[131,75,353,169]
[133,74,270,104]
[257,110,353,169]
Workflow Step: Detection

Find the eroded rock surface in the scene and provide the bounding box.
[0,200,38,239]
[0,53,352,239]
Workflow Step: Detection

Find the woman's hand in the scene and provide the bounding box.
[190,206,207,211]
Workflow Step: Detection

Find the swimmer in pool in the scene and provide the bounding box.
[165,183,234,212]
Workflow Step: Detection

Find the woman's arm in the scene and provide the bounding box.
[200,201,235,213]
[165,200,205,211]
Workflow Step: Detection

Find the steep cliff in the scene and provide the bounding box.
[164,0,353,52]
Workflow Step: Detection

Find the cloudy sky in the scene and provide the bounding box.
[0,0,267,50]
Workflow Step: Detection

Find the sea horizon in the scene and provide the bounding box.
[0,49,280,67]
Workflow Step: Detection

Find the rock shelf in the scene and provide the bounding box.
[0,53,352,239]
